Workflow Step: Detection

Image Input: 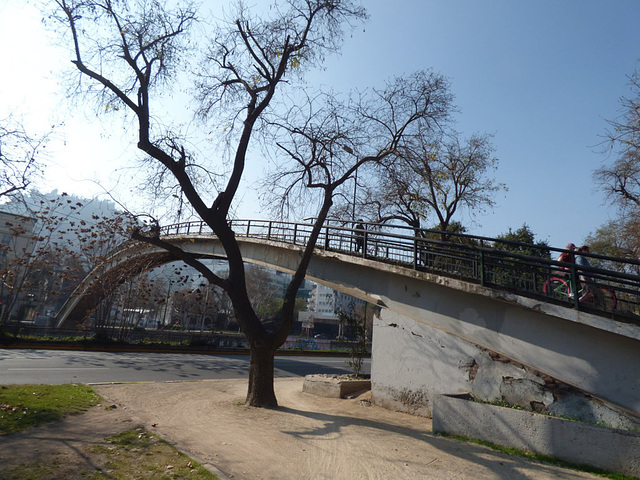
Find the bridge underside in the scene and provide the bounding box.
[57,251,175,329]
[56,235,640,419]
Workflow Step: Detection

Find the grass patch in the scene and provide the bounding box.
[1,425,221,480]
[0,384,100,434]
[442,433,637,480]
[88,426,220,480]
[2,462,61,480]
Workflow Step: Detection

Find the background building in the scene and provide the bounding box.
[299,283,367,338]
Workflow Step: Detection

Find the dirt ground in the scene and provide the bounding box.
[0,378,602,480]
[0,394,138,478]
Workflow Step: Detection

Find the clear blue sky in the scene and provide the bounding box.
[2,1,640,248]
[310,0,640,247]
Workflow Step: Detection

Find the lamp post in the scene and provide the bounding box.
[352,167,358,222]
[342,144,357,221]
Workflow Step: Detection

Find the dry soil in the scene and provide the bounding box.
[0,378,603,480]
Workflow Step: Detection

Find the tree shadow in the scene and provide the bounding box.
[275,405,587,480]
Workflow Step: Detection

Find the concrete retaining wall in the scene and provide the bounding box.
[433,394,640,477]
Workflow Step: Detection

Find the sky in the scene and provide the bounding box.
[2,0,640,249]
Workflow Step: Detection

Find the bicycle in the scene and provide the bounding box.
[542,276,617,310]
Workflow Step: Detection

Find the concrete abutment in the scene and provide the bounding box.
[371,309,640,431]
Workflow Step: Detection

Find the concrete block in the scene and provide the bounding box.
[433,394,640,477]
[303,374,371,398]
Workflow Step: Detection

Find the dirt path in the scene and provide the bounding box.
[91,378,599,480]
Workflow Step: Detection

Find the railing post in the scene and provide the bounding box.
[267,221,272,240]
[246,220,251,237]
[413,237,418,270]
[571,265,580,309]
[324,226,330,250]
[363,230,368,258]
[479,250,486,286]
[293,224,298,245]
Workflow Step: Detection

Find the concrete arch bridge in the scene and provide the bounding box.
[56,219,640,421]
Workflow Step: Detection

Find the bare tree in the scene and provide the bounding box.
[50,0,368,407]
[597,68,640,209]
[594,66,640,265]
[0,191,137,325]
[0,118,51,200]
[362,131,504,235]
[263,71,455,223]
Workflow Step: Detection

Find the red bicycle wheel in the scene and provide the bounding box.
[543,277,571,300]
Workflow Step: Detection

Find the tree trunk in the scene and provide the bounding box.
[245,340,278,407]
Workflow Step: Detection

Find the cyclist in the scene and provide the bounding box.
[555,243,576,277]
[575,245,594,303]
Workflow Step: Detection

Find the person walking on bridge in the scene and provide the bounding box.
[575,245,594,303]
[354,219,365,253]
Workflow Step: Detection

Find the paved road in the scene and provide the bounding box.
[0,349,370,384]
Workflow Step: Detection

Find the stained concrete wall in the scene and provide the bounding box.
[371,309,640,430]
[299,248,640,419]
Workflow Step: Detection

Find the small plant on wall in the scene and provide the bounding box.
[337,306,371,378]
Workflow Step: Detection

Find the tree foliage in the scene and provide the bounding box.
[496,224,550,258]
[49,0,507,410]
[585,218,640,274]
[49,0,507,407]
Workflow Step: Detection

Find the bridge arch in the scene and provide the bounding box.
[55,220,640,419]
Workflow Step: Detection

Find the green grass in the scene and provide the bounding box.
[87,426,220,480]
[0,384,100,434]
[2,425,221,480]
[0,384,220,480]
[2,462,61,480]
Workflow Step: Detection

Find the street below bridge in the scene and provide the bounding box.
[0,349,369,385]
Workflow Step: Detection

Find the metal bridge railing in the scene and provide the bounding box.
[158,219,640,324]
